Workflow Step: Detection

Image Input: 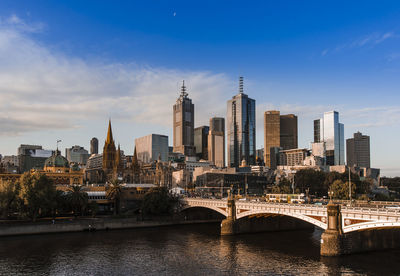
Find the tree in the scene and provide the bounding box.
[88,201,99,217]
[106,179,123,215]
[141,187,177,216]
[67,185,88,217]
[18,172,57,221]
[271,177,292,194]
[294,169,326,196]
[0,180,18,218]
[329,179,356,200]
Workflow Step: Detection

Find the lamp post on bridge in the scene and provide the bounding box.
[328,190,333,204]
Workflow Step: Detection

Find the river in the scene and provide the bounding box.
[0,223,399,275]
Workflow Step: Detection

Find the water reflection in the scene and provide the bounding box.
[0,224,399,275]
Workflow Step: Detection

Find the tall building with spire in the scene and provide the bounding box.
[173,81,195,156]
[114,144,124,177]
[131,146,140,183]
[102,120,117,179]
[227,77,256,167]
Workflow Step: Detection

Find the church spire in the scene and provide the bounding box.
[133,146,138,163]
[106,119,114,145]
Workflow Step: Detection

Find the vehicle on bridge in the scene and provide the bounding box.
[265,193,306,204]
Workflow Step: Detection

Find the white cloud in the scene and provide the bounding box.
[0,14,45,33]
[0,16,233,136]
[322,31,396,56]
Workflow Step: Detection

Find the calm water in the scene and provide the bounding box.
[0,223,399,276]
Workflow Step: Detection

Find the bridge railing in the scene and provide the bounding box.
[342,206,400,216]
[181,197,400,214]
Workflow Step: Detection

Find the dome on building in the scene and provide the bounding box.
[44,151,70,168]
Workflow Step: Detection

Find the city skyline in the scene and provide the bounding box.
[1,2,400,175]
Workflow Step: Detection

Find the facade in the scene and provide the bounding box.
[256,148,264,161]
[208,117,225,167]
[278,148,309,167]
[90,137,99,155]
[65,145,89,164]
[194,126,209,160]
[135,134,169,163]
[1,155,19,166]
[18,144,53,172]
[313,111,344,166]
[42,151,84,185]
[227,77,256,167]
[346,132,370,168]
[173,81,195,156]
[85,153,103,183]
[264,111,298,168]
[139,161,173,188]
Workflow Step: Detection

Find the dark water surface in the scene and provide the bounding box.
[0,223,399,275]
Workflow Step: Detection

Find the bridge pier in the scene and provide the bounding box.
[321,203,344,256]
[221,198,237,235]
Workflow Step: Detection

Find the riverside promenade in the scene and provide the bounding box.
[0,217,219,237]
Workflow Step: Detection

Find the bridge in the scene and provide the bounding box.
[180,198,400,256]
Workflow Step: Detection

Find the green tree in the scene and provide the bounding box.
[53,189,68,217]
[106,179,123,215]
[67,185,88,217]
[294,169,326,196]
[357,179,373,196]
[324,171,342,188]
[88,201,99,217]
[0,180,19,218]
[329,179,356,200]
[141,187,177,216]
[271,177,292,194]
[18,172,57,221]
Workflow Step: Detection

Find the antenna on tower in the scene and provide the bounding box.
[239,76,244,94]
[180,80,188,98]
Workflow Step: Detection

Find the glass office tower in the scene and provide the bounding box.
[227,77,256,167]
[314,111,344,165]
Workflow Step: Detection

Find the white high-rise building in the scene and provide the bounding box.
[313,111,344,165]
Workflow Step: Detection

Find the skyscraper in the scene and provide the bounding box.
[263,111,298,168]
[280,114,298,150]
[264,111,280,168]
[314,111,344,165]
[227,77,256,167]
[90,137,98,155]
[346,132,370,168]
[173,81,195,156]
[208,117,225,167]
[194,126,209,160]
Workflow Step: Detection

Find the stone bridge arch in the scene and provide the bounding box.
[180,199,229,218]
[235,209,326,229]
[180,205,228,217]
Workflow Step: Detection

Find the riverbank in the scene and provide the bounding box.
[0,217,221,237]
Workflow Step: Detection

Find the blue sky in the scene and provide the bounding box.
[0,1,400,176]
